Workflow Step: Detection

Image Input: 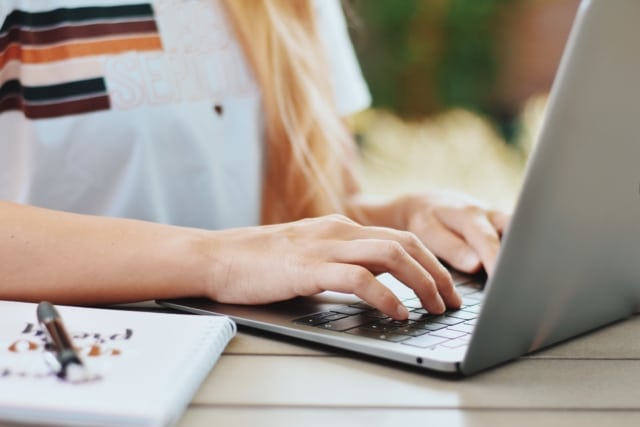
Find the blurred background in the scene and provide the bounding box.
[346,0,582,210]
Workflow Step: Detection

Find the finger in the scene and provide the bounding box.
[311,263,409,320]
[438,211,501,275]
[415,214,482,274]
[488,210,510,235]
[327,239,448,314]
[332,226,460,309]
[465,216,501,275]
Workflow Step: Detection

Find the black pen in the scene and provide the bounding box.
[37,301,96,382]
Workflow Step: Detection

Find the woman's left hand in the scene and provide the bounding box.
[348,191,510,276]
[397,191,510,275]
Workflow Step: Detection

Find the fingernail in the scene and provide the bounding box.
[436,296,446,313]
[396,304,409,320]
[453,290,463,308]
[461,252,480,271]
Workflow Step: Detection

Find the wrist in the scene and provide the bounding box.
[345,193,411,230]
[187,229,223,300]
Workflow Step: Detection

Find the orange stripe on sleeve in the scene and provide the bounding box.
[0,45,21,69]
[1,35,162,66]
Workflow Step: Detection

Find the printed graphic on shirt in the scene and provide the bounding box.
[0,0,258,119]
[104,0,257,111]
[0,3,163,118]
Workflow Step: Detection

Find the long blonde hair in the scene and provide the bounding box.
[222,0,358,224]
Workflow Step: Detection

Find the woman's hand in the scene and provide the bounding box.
[397,191,510,275]
[203,214,462,319]
[347,191,510,276]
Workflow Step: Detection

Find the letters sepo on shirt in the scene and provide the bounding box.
[0,0,371,229]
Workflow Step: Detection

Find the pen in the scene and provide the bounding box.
[37,301,96,383]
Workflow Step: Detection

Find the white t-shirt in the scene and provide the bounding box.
[0,0,370,229]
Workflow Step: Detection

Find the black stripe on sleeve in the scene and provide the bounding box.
[0,78,107,103]
[0,80,21,100]
[1,4,154,33]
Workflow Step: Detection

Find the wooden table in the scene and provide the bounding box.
[179,316,640,427]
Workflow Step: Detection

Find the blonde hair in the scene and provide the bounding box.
[222,0,358,224]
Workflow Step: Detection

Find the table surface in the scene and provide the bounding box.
[178,313,640,427]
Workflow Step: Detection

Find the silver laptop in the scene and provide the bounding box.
[158,0,640,375]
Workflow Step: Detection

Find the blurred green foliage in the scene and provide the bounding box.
[349,0,514,120]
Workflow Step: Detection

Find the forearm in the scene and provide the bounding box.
[0,201,211,305]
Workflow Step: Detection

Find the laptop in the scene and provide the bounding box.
[158,0,640,375]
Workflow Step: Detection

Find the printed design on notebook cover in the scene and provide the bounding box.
[0,301,236,426]
[0,0,258,119]
[2,320,130,380]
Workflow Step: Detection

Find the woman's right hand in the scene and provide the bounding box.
[203,214,462,320]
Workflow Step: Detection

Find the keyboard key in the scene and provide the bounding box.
[447,310,477,321]
[293,312,335,326]
[409,322,447,332]
[402,334,449,349]
[349,301,375,310]
[315,314,374,331]
[329,305,367,316]
[380,333,412,343]
[429,329,467,340]
[394,327,428,337]
[321,313,349,322]
[462,304,481,313]
[346,327,410,342]
[456,286,481,296]
[465,292,485,302]
[402,298,423,309]
[375,318,415,327]
[461,297,481,307]
[428,316,464,326]
[448,323,475,334]
[361,322,397,333]
[363,310,390,319]
[407,311,432,321]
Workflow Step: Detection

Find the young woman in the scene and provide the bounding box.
[0,0,508,319]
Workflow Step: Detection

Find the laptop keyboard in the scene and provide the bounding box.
[293,282,484,350]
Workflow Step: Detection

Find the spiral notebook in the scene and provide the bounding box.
[0,300,236,427]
